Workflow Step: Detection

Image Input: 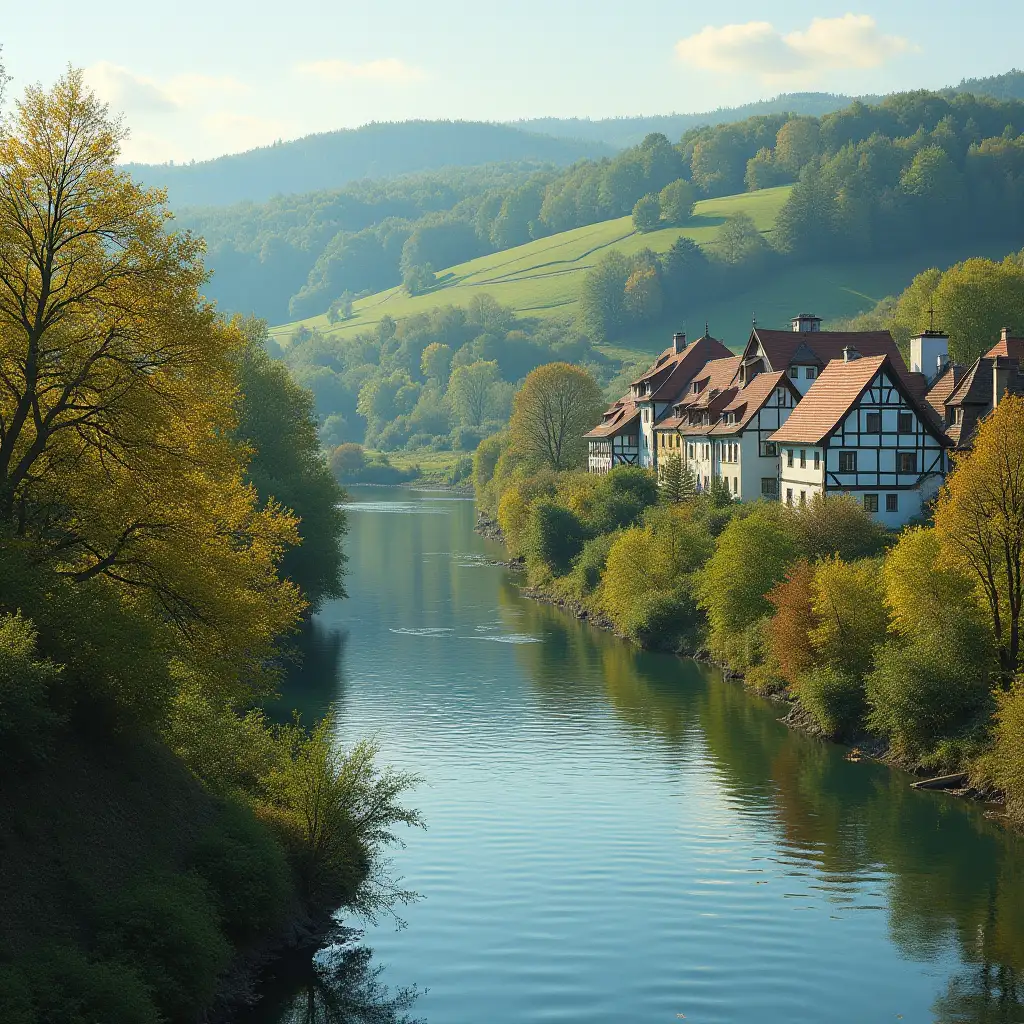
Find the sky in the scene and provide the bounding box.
[1,1,1019,164]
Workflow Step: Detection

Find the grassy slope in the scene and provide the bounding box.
[270,186,1021,359]
[270,187,793,343]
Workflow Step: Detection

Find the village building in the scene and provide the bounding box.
[654,355,740,491]
[586,329,730,473]
[708,371,803,501]
[770,351,949,528]
[926,327,1024,448]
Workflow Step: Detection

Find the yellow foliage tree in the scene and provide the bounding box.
[0,71,301,698]
[935,395,1024,681]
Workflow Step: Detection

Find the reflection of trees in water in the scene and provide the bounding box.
[253,934,423,1024]
[270,622,349,724]
[506,594,1024,1022]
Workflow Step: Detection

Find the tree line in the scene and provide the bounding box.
[0,72,421,1024]
[280,296,612,454]
[186,88,1024,329]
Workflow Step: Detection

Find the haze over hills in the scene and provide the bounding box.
[516,70,1024,148]
[124,121,615,207]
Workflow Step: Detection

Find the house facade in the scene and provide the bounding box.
[771,353,949,528]
[587,330,731,473]
[708,371,802,501]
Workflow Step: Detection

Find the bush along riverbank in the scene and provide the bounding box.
[0,73,422,1024]
[473,401,1024,829]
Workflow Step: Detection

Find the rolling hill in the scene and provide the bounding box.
[125,121,614,208]
[269,184,1022,358]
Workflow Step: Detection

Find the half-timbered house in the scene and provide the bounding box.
[770,352,949,527]
[584,396,640,474]
[709,371,802,501]
[586,330,731,473]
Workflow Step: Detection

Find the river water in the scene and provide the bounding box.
[252,486,1024,1024]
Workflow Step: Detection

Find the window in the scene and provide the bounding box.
[761,441,778,457]
[799,490,807,506]
[813,450,820,470]
[898,451,917,474]
[789,366,800,379]
[761,478,779,498]
[866,412,881,433]
[898,412,913,433]
[799,449,807,468]
[786,488,793,506]
[786,449,794,468]
[805,366,818,380]
[886,493,899,513]
[688,443,694,458]
[733,477,738,494]
[839,451,857,473]
[692,381,699,393]
[955,408,964,424]
[864,493,879,513]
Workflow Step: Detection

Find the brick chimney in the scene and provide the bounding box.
[673,332,687,355]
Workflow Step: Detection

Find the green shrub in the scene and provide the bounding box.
[867,641,991,758]
[604,466,658,507]
[192,800,293,941]
[525,500,586,576]
[623,590,699,649]
[22,945,157,1024]
[974,682,1024,826]
[0,613,63,765]
[97,875,231,1022]
[795,666,865,737]
[566,533,617,600]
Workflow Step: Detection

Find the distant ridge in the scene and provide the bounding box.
[124,121,615,207]
[514,70,1024,149]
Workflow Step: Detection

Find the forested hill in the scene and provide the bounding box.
[516,70,1024,149]
[125,120,615,207]
[516,93,857,149]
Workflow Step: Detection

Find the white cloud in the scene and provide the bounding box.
[675,14,914,79]
[201,111,289,153]
[84,62,249,114]
[84,62,180,114]
[294,58,426,85]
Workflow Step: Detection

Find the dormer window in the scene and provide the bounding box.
[789,367,800,379]
[691,382,699,393]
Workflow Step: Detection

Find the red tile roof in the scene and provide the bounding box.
[710,371,796,435]
[749,328,905,375]
[986,334,1024,360]
[584,396,640,439]
[925,363,964,420]
[770,354,947,446]
[671,356,742,410]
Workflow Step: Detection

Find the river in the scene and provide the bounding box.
[249,486,1024,1024]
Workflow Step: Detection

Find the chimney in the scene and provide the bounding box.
[993,355,1012,409]
[910,329,949,377]
[673,332,687,355]
[792,313,822,333]
[843,345,861,363]
[1003,327,1011,343]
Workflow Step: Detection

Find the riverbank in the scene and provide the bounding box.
[476,509,1012,823]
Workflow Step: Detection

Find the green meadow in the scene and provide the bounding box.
[270,184,1021,358]
[270,187,792,341]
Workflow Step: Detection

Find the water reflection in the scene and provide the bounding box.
[264,488,1024,1024]
[244,932,422,1024]
[503,579,1024,1022]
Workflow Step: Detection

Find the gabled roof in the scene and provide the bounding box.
[769,355,949,446]
[925,363,965,420]
[584,396,640,439]
[946,359,990,408]
[646,335,734,402]
[659,386,738,432]
[746,328,908,379]
[710,371,797,435]
[986,334,1024,361]
[671,355,742,411]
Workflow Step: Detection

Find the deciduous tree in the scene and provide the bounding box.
[508,363,605,471]
[447,359,499,427]
[935,395,1024,680]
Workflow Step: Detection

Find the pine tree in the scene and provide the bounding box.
[660,453,695,504]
